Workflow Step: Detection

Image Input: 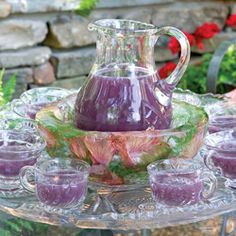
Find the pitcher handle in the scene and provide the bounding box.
[156,26,190,85]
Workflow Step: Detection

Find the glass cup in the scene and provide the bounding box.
[0,117,37,133]
[147,158,217,207]
[203,130,236,188]
[20,158,90,210]
[0,130,45,191]
[208,115,236,134]
[12,87,71,119]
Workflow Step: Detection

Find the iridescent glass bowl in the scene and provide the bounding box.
[36,92,208,188]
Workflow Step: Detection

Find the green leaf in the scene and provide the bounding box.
[4,220,22,233]
[17,219,34,231]
[37,111,86,139]
[76,0,98,17]
[108,159,134,177]
[0,228,11,236]
[3,72,16,103]
[177,46,236,94]
[0,69,5,106]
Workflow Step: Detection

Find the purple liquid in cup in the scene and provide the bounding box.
[19,87,71,120]
[20,158,89,208]
[0,130,45,192]
[208,116,236,133]
[36,171,87,208]
[26,103,50,120]
[0,146,38,177]
[0,141,41,177]
[211,142,236,179]
[75,68,172,131]
[150,171,204,206]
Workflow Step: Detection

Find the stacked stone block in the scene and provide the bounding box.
[0,0,235,96]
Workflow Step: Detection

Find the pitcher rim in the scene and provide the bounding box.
[88,19,157,35]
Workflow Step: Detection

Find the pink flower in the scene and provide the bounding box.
[84,134,116,166]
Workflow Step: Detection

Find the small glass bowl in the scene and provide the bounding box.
[12,87,72,119]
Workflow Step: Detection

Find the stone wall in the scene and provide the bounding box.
[0,0,235,96]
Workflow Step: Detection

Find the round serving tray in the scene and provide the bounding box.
[0,156,234,230]
[0,88,235,230]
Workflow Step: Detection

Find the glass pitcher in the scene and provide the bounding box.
[74,19,190,132]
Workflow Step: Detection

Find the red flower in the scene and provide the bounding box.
[227,14,236,27]
[194,22,220,50]
[194,22,220,39]
[184,32,195,46]
[195,38,204,50]
[168,37,180,55]
[158,62,177,80]
[168,32,195,55]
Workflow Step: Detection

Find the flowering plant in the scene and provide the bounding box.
[168,22,220,54]
[194,23,220,50]
[168,32,195,54]
[226,14,236,27]
[158,62,177,79]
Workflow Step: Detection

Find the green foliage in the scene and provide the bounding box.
[0,69,5,106]
[178,45,236,94]
[0,69,16,106]
[76,0,98,17]
[217,44,236,93]
[0,217,49,236]
[37,111,86,139]
[170,100,207,155]
[108,160,133,178]
[3,73,16,103]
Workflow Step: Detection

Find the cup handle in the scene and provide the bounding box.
[11,99,26,117]
[156,26,190,85]
[19,166,35,193]
[200,171,217,200]
[204,150,221,174]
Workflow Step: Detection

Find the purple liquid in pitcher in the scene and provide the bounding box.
[211,142,236,179]
[150,171,203,206]
[74,67,172,131]
[36,171,87,208]
[0,144,39,177]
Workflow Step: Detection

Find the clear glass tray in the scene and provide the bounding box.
[1,88,234,230]
[0,159,234,231]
